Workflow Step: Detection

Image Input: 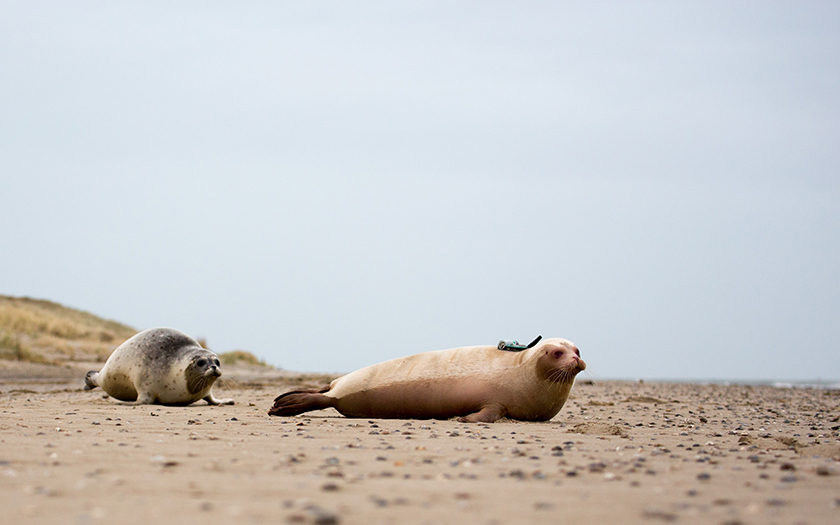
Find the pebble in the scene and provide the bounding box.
[313,514,339,525]
[642,507,677,522]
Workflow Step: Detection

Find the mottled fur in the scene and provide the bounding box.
[85,327,234,406]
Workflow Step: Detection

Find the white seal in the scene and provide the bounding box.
[269,337,585,422]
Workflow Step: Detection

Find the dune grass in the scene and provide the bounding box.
[0,295,271,367]
[218,349,270,367]
[0,295,137,362]
[0,329,54,364]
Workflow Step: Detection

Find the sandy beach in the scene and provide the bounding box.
[1,365,839,525]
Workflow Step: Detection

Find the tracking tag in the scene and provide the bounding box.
[497,335,542,352]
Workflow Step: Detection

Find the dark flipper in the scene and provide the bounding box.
[84,371,99,391]
[268,387,333,417]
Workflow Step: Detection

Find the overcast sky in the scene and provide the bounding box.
[2,1,838,381]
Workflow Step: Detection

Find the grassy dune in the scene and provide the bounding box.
[218,349,270,367]
[0,295,269,368]
[0,295,138,363]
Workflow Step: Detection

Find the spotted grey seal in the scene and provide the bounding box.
[84,327,234,406]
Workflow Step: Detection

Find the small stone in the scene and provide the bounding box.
[313,513,339,525]
[696,472,711,481]
[588,462,607,473]
[642,508,677,522]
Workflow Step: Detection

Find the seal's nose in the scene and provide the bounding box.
[575,357,586,371]
[209,366,221,377]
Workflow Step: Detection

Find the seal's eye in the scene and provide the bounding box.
[196,359,206,367]
[214,359,220,367]
[552,350,563,359]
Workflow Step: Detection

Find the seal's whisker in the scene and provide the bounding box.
[548,368,576,385]
[548,368,571,385]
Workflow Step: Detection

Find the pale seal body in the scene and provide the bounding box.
[269,337,584,422]
[84,327,233,406]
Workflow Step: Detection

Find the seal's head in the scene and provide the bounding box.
[533,338,586,385]
[185,350,223,395]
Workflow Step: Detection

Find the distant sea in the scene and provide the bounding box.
[618,378,840,390]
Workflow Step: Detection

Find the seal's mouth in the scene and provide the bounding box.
[187,370,218,395]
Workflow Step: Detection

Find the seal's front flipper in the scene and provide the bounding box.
[84,371,100,391]
[204,393,235,405]
[268,389,333,417]
[457,403,506,423]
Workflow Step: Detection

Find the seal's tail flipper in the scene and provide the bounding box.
[268,388,332,417]
[84,371,99,391]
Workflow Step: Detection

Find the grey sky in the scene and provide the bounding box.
[2,2,838,380]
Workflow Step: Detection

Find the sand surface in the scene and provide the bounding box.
[1,368,839,524]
